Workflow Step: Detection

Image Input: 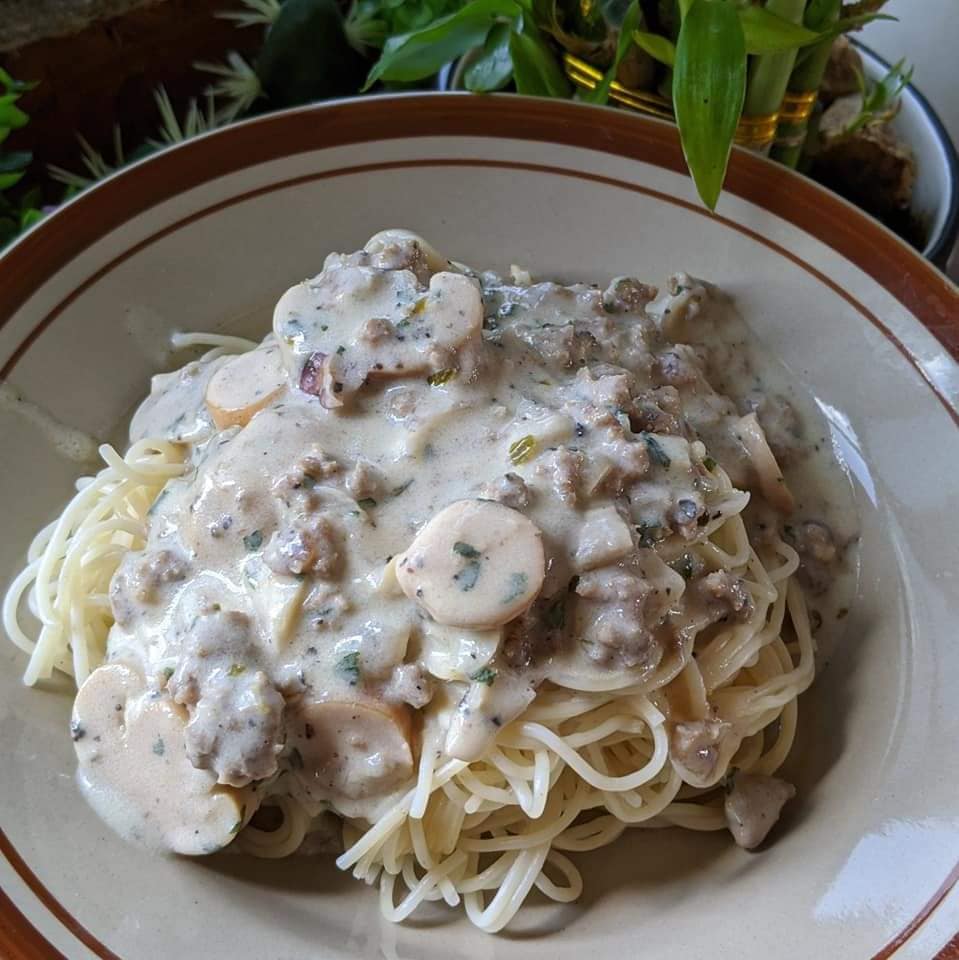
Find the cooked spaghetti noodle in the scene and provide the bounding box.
[3,231,844,932]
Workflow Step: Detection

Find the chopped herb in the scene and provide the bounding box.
[470,666,497,686]
[152,736,166,757]
[161,666,174,681]
[300,473,317,489]
[337,651,361,685]
[837,607,849,620]
[703,456,717,472]
[336,345,346,355]
[228,663,246,677]
[390,479,413,498]
[783,525,795,540]
[643,434,672,469]
[357,497,377,510]
[453,560,481,592]
[320,324,328,332]
[427,368,456,387]
[288,746,304,770]
[70,720,86,741]
[509,435,536,465]
[243,530,263,551]
[673,555,695,580]
[502,572,529,604]
[452,541,481,559]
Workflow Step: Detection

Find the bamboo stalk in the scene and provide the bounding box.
[771,0,841,167]
[741,0,808,154]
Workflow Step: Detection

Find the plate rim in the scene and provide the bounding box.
[0,93,957,960]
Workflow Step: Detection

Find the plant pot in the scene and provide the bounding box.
[853,41,958,265]
[437,41,959,265]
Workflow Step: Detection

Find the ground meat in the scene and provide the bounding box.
[570,367,635,409]
[655,347,701,386]
[602,277,657,313]
[264,515,341,578]
[367,237,434,285]
[790,520,838,595]
[110,548,190,626]
[631,387,684,435]
[478,472,530,509]
[595,429,651,495]
[169,609,285,788]
[697,571,754,622]
[535,447,584,505]
[501,595,564,670]
[345,459,382,500]
[670,718,730,782]
[724,773,796,849]
[358,317,394,344]
[513,322,579,367]
[574,567,658,669]
[383,662,433,708]
[272,448,341,501]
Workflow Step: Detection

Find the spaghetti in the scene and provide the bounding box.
[3,232,835,933]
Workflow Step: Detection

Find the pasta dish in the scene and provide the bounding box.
[3,230,851,932]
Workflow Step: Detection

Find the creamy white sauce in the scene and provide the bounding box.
[70,232,857,853]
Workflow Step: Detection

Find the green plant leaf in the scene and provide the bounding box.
[583,0,643,104]
[508,22,571,97]
[0,96,29,130]
[364,0,520,88]
[842,58,912,136]
[257,0,368,105]
[632,28,676,66]
[465,21,514,90]
[0,150,32,174]
[804,0,841,30]
[738,5,822,53]
[19,207,44,230]
[673,0,746,210]
[0,67,38,94]
[678,0,694,20]
[0,171,25,191]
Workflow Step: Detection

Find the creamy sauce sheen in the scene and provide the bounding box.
[71,230,856,854]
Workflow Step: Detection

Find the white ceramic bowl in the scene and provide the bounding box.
[1,95,958,960]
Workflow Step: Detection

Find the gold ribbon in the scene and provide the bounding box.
[564,52,798,151]
[734,112,780,149]
[778,90,817,124]
[563,53,674,121]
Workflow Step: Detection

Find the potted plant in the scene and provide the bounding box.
[3,0,956,263]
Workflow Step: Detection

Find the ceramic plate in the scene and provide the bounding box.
[1,95,958,960]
